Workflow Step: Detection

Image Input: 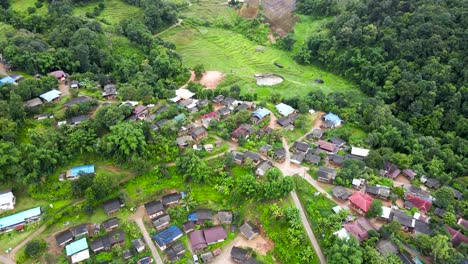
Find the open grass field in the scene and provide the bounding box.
[180,0,237,23]
[10,0,48,15]
[73,0,142,25]
[163,24,360,99]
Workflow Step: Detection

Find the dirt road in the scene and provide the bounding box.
[9,225,47,260]
[0,255,14,264]
[133,206,164,264]
[291,191,326,264]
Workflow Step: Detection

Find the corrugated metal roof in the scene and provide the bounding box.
[0,207,41,229]
[66,237,88,256]
[323,113,343,125]
[275,103,294,117]
[0,76,16,84]
[39,89,61,102]
[252,108,271,119]
[70,165,95,177]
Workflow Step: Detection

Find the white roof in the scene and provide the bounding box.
[57,121,67,126]
[0,191,14,204]
[352,178,364,186]
[39,89,61,102]
[275,103,295,117]
[351,147,370,157]
[120,101,139,107]
[381,206,391,219]
[70,249,90,263]
[413,212,421,220]
[333,228,350,240]
[176,89,195,100]
[187,99,199,109]
[169,96,181,103]
[332,206,342,214]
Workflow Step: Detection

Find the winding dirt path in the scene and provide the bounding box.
[132,206,164,264]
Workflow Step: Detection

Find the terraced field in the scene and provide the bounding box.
[163,25,360,98]
[11,0,48,15]
[73,0,142,25]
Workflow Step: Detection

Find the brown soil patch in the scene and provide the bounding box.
[46,231,63,255]
[268,32,276,43]
[262,0,296,37]
[199,71,225,90]
[239,0,260,19]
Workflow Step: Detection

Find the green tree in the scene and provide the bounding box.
[86,172,119,201]
[105,122,147,161]
[433,186,455,209]
[175,150,210,183]
[367,199,382,218]
[25,240,47,258]
[193,64,205,80]
[326,237,363,264]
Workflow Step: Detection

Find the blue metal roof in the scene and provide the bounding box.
[173,113,186,122]
[188,213,197,221]
[0,207,41,229]
[66,237,88,256]
[0,76,15,84]
[323,113,343,126]
[70,165,95,177]
[152,225,183,247]
[253,108,271,120]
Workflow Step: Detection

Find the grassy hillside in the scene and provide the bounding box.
[163,25,359,98]
[73,0,143,25]
[10,0,48,15]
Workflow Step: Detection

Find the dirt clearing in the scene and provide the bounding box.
[262,0,296,37]
[199,70,225,89]
[211,234,273,264]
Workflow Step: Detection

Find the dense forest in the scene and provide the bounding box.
[294,0,467,191]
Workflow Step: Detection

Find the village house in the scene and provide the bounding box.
[70,223,89,238]
[381,161,401,179]
[49,70,67,80]
[365,185,391,200]
[65,237,90,264]
[69,80,79,89]
[201,111,219,128]
[65,164,95,180]
[322,113,343,128]
[293,141,310,153]
[122,249,132,260]
[232,151,245,164]
[312,129,326,140]
[328,154,345,166]
[348,192,373,215]
[182,221,195,233]
[221,97,235,108]
[161,193,181,206]
[457,218,468,229]
[404,185,432,201]
[389,210,414,232]
[350,147,370,158]
[90,230,125,253]
[316,140,338,153]
[64,96,91,108]
[217,210,233,224]
[231,124,255,141]
[152,225,183,250]
[145,200,164,219]
[165,241,186,261]
[39,89,62,102]
[0,76,17,85]
[231,247,249,263]
[176,135,193,147]
[204,144,214,152]
[259,144,272,156]
[103,199,122,215]
[305,150,321,165]
[9,73,23,82]
[216,107,231,119]
[190,126,208,141]
[352,178,366,189]
[102,217,119,232]
[133,105,148,119]
[332,186,353,200]
[189,226,228,251]
[212,95,224,104]
[188,209,213,225]
[445,226,468,247]
[24,97,43,108]
[273,148,286,163]
[153,214,171,231]
[343,217,376,242]
[251,108,270,124]
[424,178,441,189]
[137,257,153,264]
[402,169,417,180]
[330,137,346,148]
[0,190,15,211]
[201,251,214,262]
[290,152,306,164]
[277,113,298,130]
[240,222,259,240]
[275,103,295,117]
[256,161,272,176]
[55,229,74,247]
[170,88,195,103]
[102,84,118,99]
[244,151,262,165]
[67,115,90,126]
[404,195,432,214]
[317,166,337,183]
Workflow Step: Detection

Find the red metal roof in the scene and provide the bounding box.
[343,218,375,242]
[203,226,227,244]
[202,111,218,119]
[349,192,373,213]
[405,195,432,213]
[446,226,468,247]
[317,140,336,152]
